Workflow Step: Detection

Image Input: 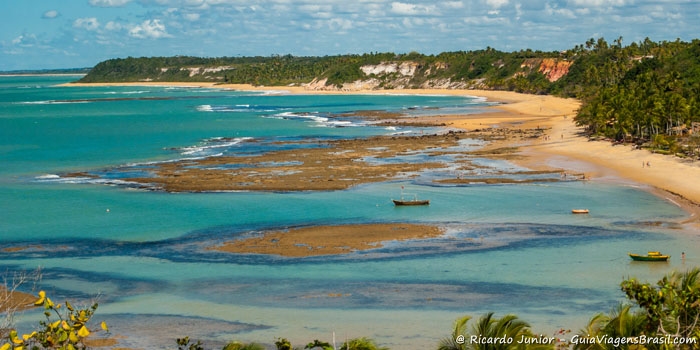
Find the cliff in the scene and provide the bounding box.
[541,58,572,82]
[79,51,576,94]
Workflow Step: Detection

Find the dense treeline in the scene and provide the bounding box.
[0,67,91,75]
[79,54,387,85]
[568,38,700,154]
[80,37,700,156]
[78,49,560,92]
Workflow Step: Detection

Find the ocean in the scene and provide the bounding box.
[1,75,698,349]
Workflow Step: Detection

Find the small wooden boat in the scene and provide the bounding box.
[629,251,670,262]
[393,186,429,206]
[392,199,430,206]
[571,209,589,214]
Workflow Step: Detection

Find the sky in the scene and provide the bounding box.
[1,0,698,70]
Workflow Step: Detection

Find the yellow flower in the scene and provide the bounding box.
[34,290,46,306]
[77,325,90,338]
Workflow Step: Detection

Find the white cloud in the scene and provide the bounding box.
[74,17,101,31]
[390,2,437,16]
[328,18,353,31]
[272,4,291,13]
[545,4,576,18]
[183,12,200,21]
[298,4,334,19]
[128,19,171,39]
[105,21,124,31]
[568,0,629,7]
[9,34,39,49]
[299,4,332,13]
[42,10,59,19]
[89,0,132,7]
[486,0,509,8]
[443,1,464,9]
[463,15,508,25]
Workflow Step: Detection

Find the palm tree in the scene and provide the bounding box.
[339,337,388,350]
[439,313,554,350]
[573,305,646,350]
[574,313,609,350]
[438,315,471,350]
[472,313,529,350]
[603,304,647,340]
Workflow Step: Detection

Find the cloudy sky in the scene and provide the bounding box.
[1,0,698,70]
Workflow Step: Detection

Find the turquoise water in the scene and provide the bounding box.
[1,76,698,349]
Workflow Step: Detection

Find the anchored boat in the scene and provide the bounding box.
[392,198,430,206]
[392,186,430,206]
[628,251,670,262]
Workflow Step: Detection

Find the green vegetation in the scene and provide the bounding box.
[0,68,91,75]
[1,291,108,350]
[78,50,560,93]
[437,313,552,350]
[2,269,700,349]
[79,37,700,158]
[570,38,700,154]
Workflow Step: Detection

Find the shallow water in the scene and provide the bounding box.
[1,76,698,349]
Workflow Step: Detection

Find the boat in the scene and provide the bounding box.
[628,251,670,262]
[392,186,430,206]
[571,209,589,214]
[392,199,430,206]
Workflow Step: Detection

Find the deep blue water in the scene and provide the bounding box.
[1,76,698,349]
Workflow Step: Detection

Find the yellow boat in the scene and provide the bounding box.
[571,209,589,214]
[629,251,670,262]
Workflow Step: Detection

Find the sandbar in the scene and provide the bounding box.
[210,223,444,257]
[122,133,465,192]
[0,286,36,313]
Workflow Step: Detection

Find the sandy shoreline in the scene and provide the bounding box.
[62,81,700,256]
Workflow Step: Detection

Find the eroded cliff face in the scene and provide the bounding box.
[360,62,420,76]
[539,58,572,82]
[521,58,572,82]
[304,58,572,91]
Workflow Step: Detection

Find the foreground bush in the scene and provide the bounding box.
[0,291,108,350]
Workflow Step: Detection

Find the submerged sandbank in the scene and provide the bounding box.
[210,223,444,257]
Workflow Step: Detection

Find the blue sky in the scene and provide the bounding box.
[1,0,698,70]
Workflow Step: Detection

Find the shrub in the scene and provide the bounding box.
[0,291,108,350]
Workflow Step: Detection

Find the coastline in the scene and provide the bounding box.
[33,79,698,348]
[63,81,700,223]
